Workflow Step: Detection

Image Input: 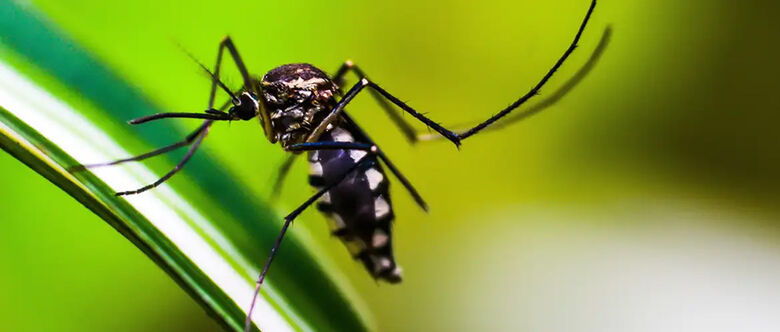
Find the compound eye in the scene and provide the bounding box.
[232,92,259,120]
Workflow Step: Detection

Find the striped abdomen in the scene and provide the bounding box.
[308,126,402,283]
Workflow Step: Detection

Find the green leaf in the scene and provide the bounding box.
[0,2,371,331]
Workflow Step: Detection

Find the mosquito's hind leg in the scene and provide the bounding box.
[318,0,597,147]
[331,60,419,144]
[417,25,613,141]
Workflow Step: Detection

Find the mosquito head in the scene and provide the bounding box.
[260,63,338,147]
[228,91,260,120]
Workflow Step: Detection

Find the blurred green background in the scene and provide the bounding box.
[1,0,779,331]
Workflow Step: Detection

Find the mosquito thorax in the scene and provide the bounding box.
[260,63,338,148]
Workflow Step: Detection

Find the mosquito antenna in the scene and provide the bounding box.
[175,42,240,103]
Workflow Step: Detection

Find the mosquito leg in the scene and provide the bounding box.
[115,124,211,196]
[212,36,255,103]
[214,89,240,113]
[306,78,461,146]
[176,37,252,117]
[342,112,428,211]
[332,60,419,144]
[302,78,444,146]
[331,60,354,84]
[285,141,375,152]
[317,0,597,147]
[417,25,612,141]
[128,46,245,125]
[268,155,297,201]
[81,39,244,186]
[452,0,597,139]
[208,36,280,137]
[127,85,241,125]
[245,152,375,332]
[70,121,212,172]
[304,81,367,143]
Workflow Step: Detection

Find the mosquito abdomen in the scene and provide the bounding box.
[307,125,402,283]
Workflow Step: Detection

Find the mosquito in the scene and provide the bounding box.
[74,1,600,331]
